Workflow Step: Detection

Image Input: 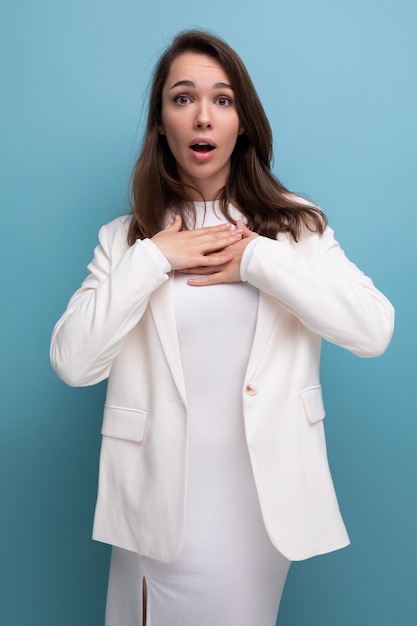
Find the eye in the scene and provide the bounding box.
[174,94,192,105]
[215,96,232,106]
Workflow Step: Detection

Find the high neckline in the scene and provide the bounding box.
[192,200,219,208]
[186,200,245,229]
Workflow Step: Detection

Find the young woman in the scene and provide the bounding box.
[50,29,394,626]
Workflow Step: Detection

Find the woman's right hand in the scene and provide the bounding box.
[151,215,243,271]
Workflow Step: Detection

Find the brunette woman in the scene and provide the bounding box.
[51,29,394,626]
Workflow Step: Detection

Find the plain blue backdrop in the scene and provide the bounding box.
[1,1,415,624]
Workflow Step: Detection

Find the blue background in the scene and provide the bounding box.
[1,1,415,624]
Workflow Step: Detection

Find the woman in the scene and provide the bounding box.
[50,29,394,626]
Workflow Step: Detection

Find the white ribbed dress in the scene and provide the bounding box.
[105,202,290,626]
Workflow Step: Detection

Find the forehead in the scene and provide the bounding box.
[164,52,231,88]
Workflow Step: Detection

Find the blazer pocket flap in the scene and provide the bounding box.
[101,405,148,442]
[300,385,326,424]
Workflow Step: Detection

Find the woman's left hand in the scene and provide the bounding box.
[179,221,258,286]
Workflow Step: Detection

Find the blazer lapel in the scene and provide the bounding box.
[245,291,282,380]
[149,276,188,406]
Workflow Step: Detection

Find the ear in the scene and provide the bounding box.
[238,127,245,135]
[158,124,165,135]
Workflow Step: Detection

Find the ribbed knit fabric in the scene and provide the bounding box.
[105,202,290,626]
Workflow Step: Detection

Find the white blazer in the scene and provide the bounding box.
[50,216,394,562]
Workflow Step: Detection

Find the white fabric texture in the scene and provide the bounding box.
[105,202,290,625]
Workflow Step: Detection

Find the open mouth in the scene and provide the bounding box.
[190,142,215,153]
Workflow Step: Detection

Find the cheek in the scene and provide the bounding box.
[161,112,183,141]
[225,125,241,151]
[225,114,241,142]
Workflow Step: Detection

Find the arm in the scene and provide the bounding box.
[246,226,394,357]
[50,219,169,387]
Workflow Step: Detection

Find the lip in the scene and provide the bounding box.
[190,137,217,148]
[189,137,217,162]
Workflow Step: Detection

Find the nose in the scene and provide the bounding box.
[194,102,212,129]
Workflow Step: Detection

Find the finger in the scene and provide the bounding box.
[178,264,228,275]
[166,214,182,231]
[192,222,233,235]
[187,273,223,287]
[177,253,233,272]
[196,230,243,253]
[197,253,233,267]
[236,219,253,237]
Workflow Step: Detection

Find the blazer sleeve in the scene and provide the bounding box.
[50,219,169,387]
[246,226,394,357]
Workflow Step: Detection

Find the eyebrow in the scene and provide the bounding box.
[169,80,234,90]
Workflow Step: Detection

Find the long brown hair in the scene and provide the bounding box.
[128,29,326,244]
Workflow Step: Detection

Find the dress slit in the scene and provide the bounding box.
[142,577,147,626]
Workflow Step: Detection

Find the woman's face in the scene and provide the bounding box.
[160,52,242,200]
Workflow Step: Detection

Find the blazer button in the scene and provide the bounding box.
[246,383,257,396]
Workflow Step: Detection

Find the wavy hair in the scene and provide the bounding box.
[128,29,326,244]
